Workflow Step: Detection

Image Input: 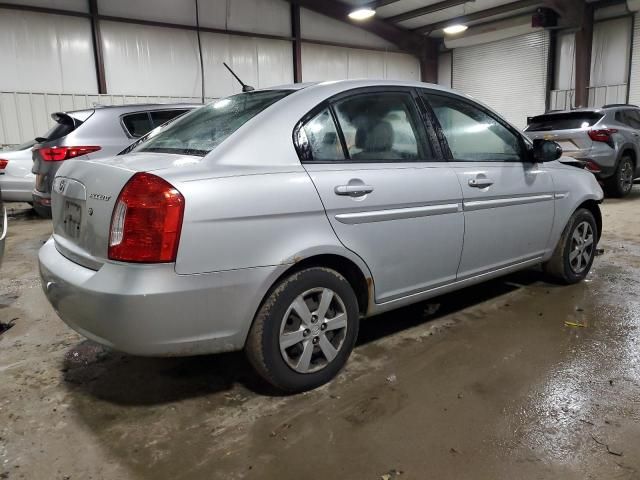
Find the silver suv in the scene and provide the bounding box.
[31,104,198,217]
[525,104,640,197]
[39,80,603,392]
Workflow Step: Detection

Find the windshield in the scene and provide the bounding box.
[136,90,292,156]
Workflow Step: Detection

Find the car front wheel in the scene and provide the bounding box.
[543,208,598,284]
[246,267,360,393]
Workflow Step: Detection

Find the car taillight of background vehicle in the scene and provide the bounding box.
[37,146,101,161]
[585,161,602,173]
[588,129,618,145]
[108,172,185,263]
[0,159,7,170]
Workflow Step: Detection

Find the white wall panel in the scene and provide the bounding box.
[453,31,549,128]
[555,32,575,91]
[1,0,88,12]
[0,10,97,94]
[590,17,632,88]
[301,8,393,49]
[438,52,452,88]
[301,44,419,82]
[101,21,202,97]
[227,0,291,36]
[200,33,293,97]
[98,0,196,25]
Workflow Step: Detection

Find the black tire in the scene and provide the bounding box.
[543,208,598,284]
[604,155,634,198]
[245,267,360,393]
[33,202,52,219]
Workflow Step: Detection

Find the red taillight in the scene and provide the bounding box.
[588,129,617,143]
[38,146,101,161]
[108,172,185,263]
[0,159,7,170]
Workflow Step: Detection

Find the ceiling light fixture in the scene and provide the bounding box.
[443,24,468,34]
[348,8,376,21]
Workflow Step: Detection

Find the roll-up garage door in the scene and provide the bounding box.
[452,31,550,129]
[628,13,640,105]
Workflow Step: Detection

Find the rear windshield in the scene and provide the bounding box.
[37,112,90,143]
[526,112,603,132]
[136,90,292,156]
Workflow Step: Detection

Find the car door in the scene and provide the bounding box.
[420,91,555,280]
[620,109,640,176]
[297,88,464,303]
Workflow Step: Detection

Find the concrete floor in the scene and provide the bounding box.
[1,189,640,480]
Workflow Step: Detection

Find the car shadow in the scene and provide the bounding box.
[61,268,548,405]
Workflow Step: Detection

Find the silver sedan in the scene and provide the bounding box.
[39,80,604,392]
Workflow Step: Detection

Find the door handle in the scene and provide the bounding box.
[335,185,374,197]
[468,178,494,188]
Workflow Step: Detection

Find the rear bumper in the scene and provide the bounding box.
[0,176,34,202]
[562,148,617,179]
[38,238,287,356]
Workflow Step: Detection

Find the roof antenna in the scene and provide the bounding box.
[223,62,255,92]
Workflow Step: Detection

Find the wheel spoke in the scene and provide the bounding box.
[291,295,312,326]
[316,289,334,320]
[324,313,347,332]
[572,229,582,244]
[318,334,338,362]
[576,250,583,270]
[582,251,591,264]
[584,235,594,247]
[280,329,305,349]
[295,340,314,372]
[569,248,580,262]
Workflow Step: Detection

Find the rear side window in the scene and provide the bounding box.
[122,112,153,138]
[150,109,189,128]
[333,92,428,161]
[617,109,640,129]
[136,90,291,156]
[526,112,603,131]
[299,108,345,162]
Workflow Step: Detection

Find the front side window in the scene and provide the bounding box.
[333,92,428,161]
[425,94,523,162]
[136,90,292,156]
[623,109,640,129]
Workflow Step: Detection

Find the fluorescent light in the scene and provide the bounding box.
[443,24,468,34]
[348,8,376,20]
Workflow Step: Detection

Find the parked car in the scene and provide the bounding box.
[39,80,604,392]
[524,104,640,197]
[0,140,36,203]
[0,185,6,267]
[31,103,199,217]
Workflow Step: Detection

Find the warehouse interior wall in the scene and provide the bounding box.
[0,0,420,146]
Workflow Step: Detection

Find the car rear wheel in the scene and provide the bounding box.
[245,267,360,393]
[605,155,634,198]
[543,208,598,284]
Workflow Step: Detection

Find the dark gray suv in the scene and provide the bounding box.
[525,104,640,197]
[31,103,198,217]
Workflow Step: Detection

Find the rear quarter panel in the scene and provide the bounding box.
[174,170,365,276]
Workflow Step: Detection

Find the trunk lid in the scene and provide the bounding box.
[524,111,604,155]
[51,152,202,270]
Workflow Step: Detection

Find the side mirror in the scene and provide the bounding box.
[532,139,562,163]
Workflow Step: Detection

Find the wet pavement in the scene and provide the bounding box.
[1,190,640,480]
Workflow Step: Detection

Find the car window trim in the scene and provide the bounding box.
[419,89,529,163]
[120,108,191,139]
[294,86,434,164]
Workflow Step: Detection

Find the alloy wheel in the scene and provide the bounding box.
[569,221,594,274]
[279,288,348,374]
[620,160,634,194]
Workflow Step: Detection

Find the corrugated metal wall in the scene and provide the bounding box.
[452,31,550,128]
[628,13,640,105]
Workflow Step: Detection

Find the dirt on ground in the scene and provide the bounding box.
[1,189,640,480]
